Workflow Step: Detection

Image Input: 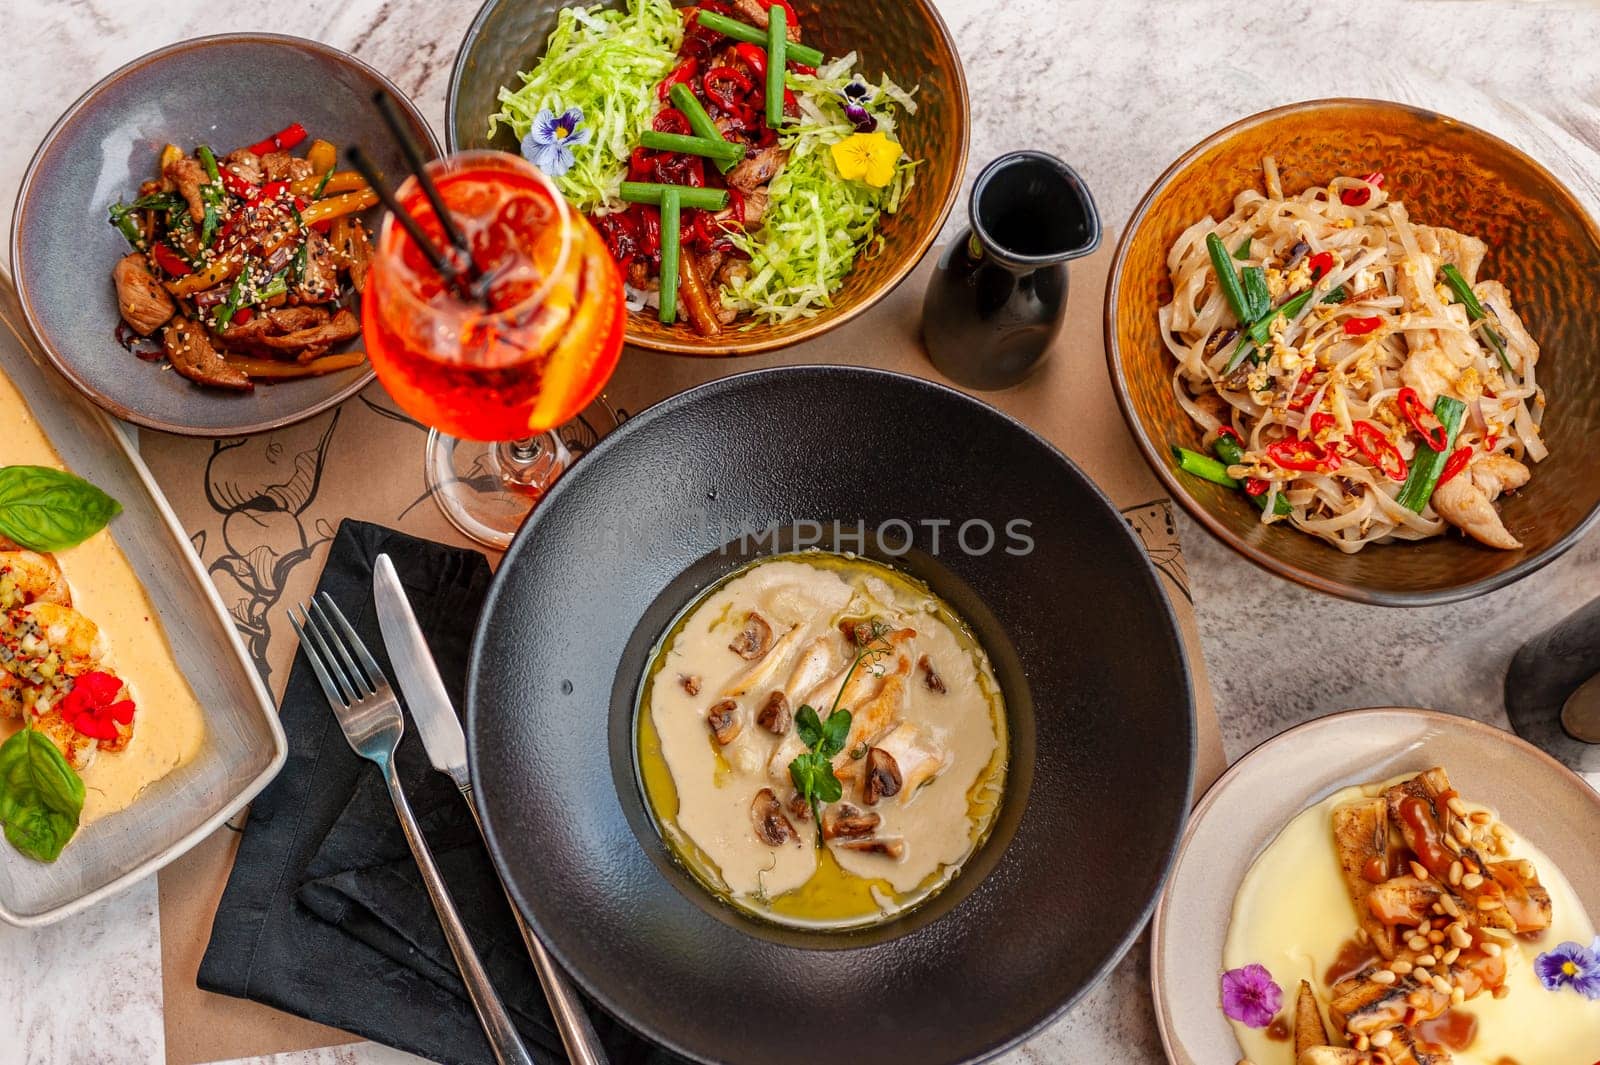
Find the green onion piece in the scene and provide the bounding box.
[639,130,745,162]
[658,188,682,325]
[196,145,221,184]
[289,243,309,285]
[1206,233,1251,324]
[214,271,249,329]
[1396,395,1467,512]
[1440,263,1513,373]
[1322,285,1347,304]
[694,9,824,66]
[1247,286,1317,347]
[1242,266,1271,322]
[1233,237,1251,261]
[1222,337,1256,375]
[109,205,144,248]
[668,82,738,175]
[256,269,289,303]
[619,181,729,211]
[1171,445,1240,488]
[765,5,787,128]
[312,168,335,199]
[1214,434,1291,516]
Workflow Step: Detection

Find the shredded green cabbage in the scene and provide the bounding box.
[725,53,919,325]
[487,0,682,212]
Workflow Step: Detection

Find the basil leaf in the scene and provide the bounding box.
[794,705,823,749]
[0,729,84,862]
[0,466,122,551]
[813,764,843,805]
[819,708,852,758]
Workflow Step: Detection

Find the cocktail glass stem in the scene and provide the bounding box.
[424,429,572,551]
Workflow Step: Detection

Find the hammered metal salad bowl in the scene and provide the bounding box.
[447,0,969,356]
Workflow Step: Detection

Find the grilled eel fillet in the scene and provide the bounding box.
[1332,797,1399,958]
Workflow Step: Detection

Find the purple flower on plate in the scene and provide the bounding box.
[1535,937,1600,999]
[840,76,877,133]
[1220,963,1283,1028]
[520,106,591,178]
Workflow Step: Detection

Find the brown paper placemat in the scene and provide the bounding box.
[142,244,1223,1064]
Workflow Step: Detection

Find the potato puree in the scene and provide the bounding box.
[0,367,205,824]
[637,554,1007,929]
[1225,777,1600,1065]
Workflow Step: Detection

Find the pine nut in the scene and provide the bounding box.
[1469,810,1490,824]
[1477,896,1503,910]
[1371,1030,1395,1048]
[1408,935,1430,951]
[1448,860,1463,886]
[1446,796,1468,817]
[1416,954,1437,968]
[1410,860,1430,881]
[1431,975,1453,995]
[1441,947,1461,965]
[1483,941,1503,957]
[1451,986,1466,1005]
[1428,930,1446,945]
[1462,872,1484,890]
[1389,960,1414,975]
[1449,925,1472,948]
[1370,969,1397,985]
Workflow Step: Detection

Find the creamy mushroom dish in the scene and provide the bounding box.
[637,554,1007,929]
[1222,766,1600,1065]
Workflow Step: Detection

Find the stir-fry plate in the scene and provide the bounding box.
[466,366,1196,1065]
[1152,706,1600,1064]
[11,33,436,436]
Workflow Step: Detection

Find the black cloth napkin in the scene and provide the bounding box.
[199,519,683,1065]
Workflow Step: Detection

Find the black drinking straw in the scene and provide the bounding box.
[371,90,481,282]
[345,145,479,304]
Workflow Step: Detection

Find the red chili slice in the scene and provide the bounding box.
[1286,371,1321,412]
[1351,420,1408,481]
[1307,251,1335,281]
[733,42,768,78]
[704,66,754,111]
[1339,170,1385,208]
[1216,425,1242,443]
[1438,445,1473,487]
[1344,315,1383,336]
[1267,438,1341,473]
[658,58,700,101]
[1397,387,1448,451]
[1308,412,1335,436]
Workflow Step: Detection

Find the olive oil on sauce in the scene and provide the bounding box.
[0,369,206,823]
[636,553,1008,930]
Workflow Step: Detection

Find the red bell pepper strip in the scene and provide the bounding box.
[653,108,693,135]
[1397,386,1448,451]
[1351,420,1408,481]
[150,242,193,277]
[733,42,768,77]
[246,122,308,157]
[1307,250,1335,281]
[219,169,258,198]
[1343,314,1383,336]
[658,58,700,101]
[1267,437,1341,473]
[1339,170,1385,208]
[704,66,754,111]
[1437,445,1473,487]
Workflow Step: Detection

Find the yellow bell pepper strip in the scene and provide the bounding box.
[304,138,337,174]
[164,256,240,297]
[223,351,366,379]
[297,188,378,227]
[289,170,368,200]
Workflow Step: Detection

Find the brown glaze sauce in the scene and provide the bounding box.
[1416,1009,1478,1052]
[1325,936,1381,986]
[1265,1016,1290,1041]
[1398,796,1449,871]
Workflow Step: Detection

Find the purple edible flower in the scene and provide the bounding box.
[1535,937,1600,999]
[840,76,877,133]
[1220,963,1282,1029]
[520,106,591,178]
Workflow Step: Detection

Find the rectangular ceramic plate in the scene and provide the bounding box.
[0,268,285,926]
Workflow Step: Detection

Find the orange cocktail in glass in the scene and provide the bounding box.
[363,151,625,546]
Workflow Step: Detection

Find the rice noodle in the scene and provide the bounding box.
[1160,163,1545,551]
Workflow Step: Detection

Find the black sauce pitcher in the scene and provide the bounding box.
[921,151,1102,390]
[1506,594,1600,773]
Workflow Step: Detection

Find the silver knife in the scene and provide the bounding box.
[374,553,608,1065]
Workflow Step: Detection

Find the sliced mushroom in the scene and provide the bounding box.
[729,611,773,660]
[918,653,947,694]
[756,690,791,734]
[862,747,903,805]
[679,673,701,696]
[706,699,741,745]
[837,837,905,860]
[752,787,798,846]
[786,791,810,822]
[821,804,880,840]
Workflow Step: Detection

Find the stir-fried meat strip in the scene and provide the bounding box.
[730,0,801,40]
[726,146,787,191]
[163,154,210,223]
[163,316,251,391]
[261,151,315,183]
[254,309,360,361]
[328,218,373,292]
[223,149,264,187]
[216,306,330,353]
[294,228,339,303]
[112,253,175,335]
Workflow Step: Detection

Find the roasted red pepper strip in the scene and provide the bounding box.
[150,242,192,277]
[1339,170,1385,208]
[658,58,700,101]
[704,65,754,111]
[1267,438,1341,472]
[246,122,308,157]
[1397,386,1448,451]
[1351,420,1408,481]
[1344,314,1383,336]
[1438,445,1473,487]
[652,108,693,135]
[733,42,768,77]
[1307,250,1335,281]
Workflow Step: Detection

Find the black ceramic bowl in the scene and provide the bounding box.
[467,366,1196,1064]
[11,33,436,436]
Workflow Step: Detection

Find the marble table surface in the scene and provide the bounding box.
[5,1,1600,1063]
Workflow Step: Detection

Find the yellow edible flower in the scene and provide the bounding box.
[830,131,901,188]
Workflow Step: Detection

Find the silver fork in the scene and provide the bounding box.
[290,593,536,1065]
